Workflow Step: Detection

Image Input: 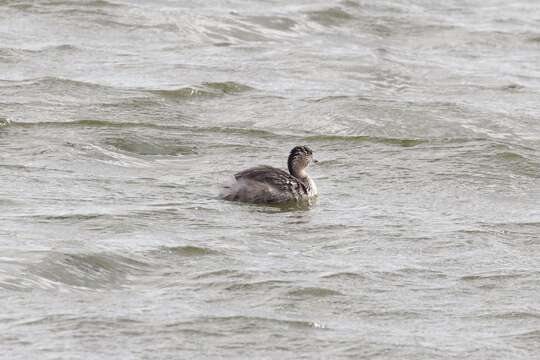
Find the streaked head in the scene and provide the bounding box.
[288,145,316,177]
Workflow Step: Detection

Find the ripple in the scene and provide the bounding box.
[18,0,120,9]
[320,271,369,280]
[64,142,150,167]
[460,272,530,282]
[11,120,282,139]
[156,245,220,257]
[307,7,355,27]
[0,117,11,127]
[244,16,297,32]
[150,87,215,98]
[476,311,540,320]
[32,213,107,222]
[303,134,427,147]
[13,76,114,91]
[150,82,254,99]
[0,44,80,59]
[512,329,540,339]
[225,280,292,291]
[169,316,327,330]
[25,252,149,290]
[496,151,527,161]
[41,119,162,128]
[203,81,253,94]
[501,83,526,92]
[191,269,244,280]
[1,76,132,107]
[105,136,194,156]
[287,287,343,298]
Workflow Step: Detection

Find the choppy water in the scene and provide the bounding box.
[1,0,540,358]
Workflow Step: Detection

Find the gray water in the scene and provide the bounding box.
[1,0,540,359]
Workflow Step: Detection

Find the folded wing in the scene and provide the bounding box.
[223,166,307,203]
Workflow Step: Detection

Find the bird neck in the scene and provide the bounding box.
[289,165,307,179]
[288,156,310,180]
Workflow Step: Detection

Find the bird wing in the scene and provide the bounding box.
[234,166,308,202]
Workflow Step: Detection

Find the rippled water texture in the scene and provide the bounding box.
[1,0,540,359]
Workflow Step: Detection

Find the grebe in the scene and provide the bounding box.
[222,145,318,204]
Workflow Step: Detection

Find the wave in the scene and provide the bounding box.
[3,76,121,93]
[0,117,11,127]
[496,151,527,161]
[510,329,540,340]
[0,45,80,65]
[154,245,220,257]
[303,134,427,147]
[2,251,150,291]
[7,0,124,15]
[32,213,107,222]
[243,16,297,32]
[306,7,355,27]
[9,119,280,137]
[167,315,327,330]
[10,112,533,156]
[12,314,142,330]
[190,269,243,280]
[224,280,292,291]
[149,81,254,98]
[105,136,194,156]
[475,311,540,320]
[8,118,502,152]
[320,271,369,280]
[2,78,253,104]
[460,272,531,282]
[287,287,343,297]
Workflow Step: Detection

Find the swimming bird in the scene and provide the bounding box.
[221,145,318,204]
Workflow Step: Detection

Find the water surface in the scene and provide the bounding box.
[1,0,540,359]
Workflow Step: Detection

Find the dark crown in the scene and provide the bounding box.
[288,145,313,176]
[289,145,312,157]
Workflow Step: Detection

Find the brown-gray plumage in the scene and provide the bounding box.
[221,146,318,204]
